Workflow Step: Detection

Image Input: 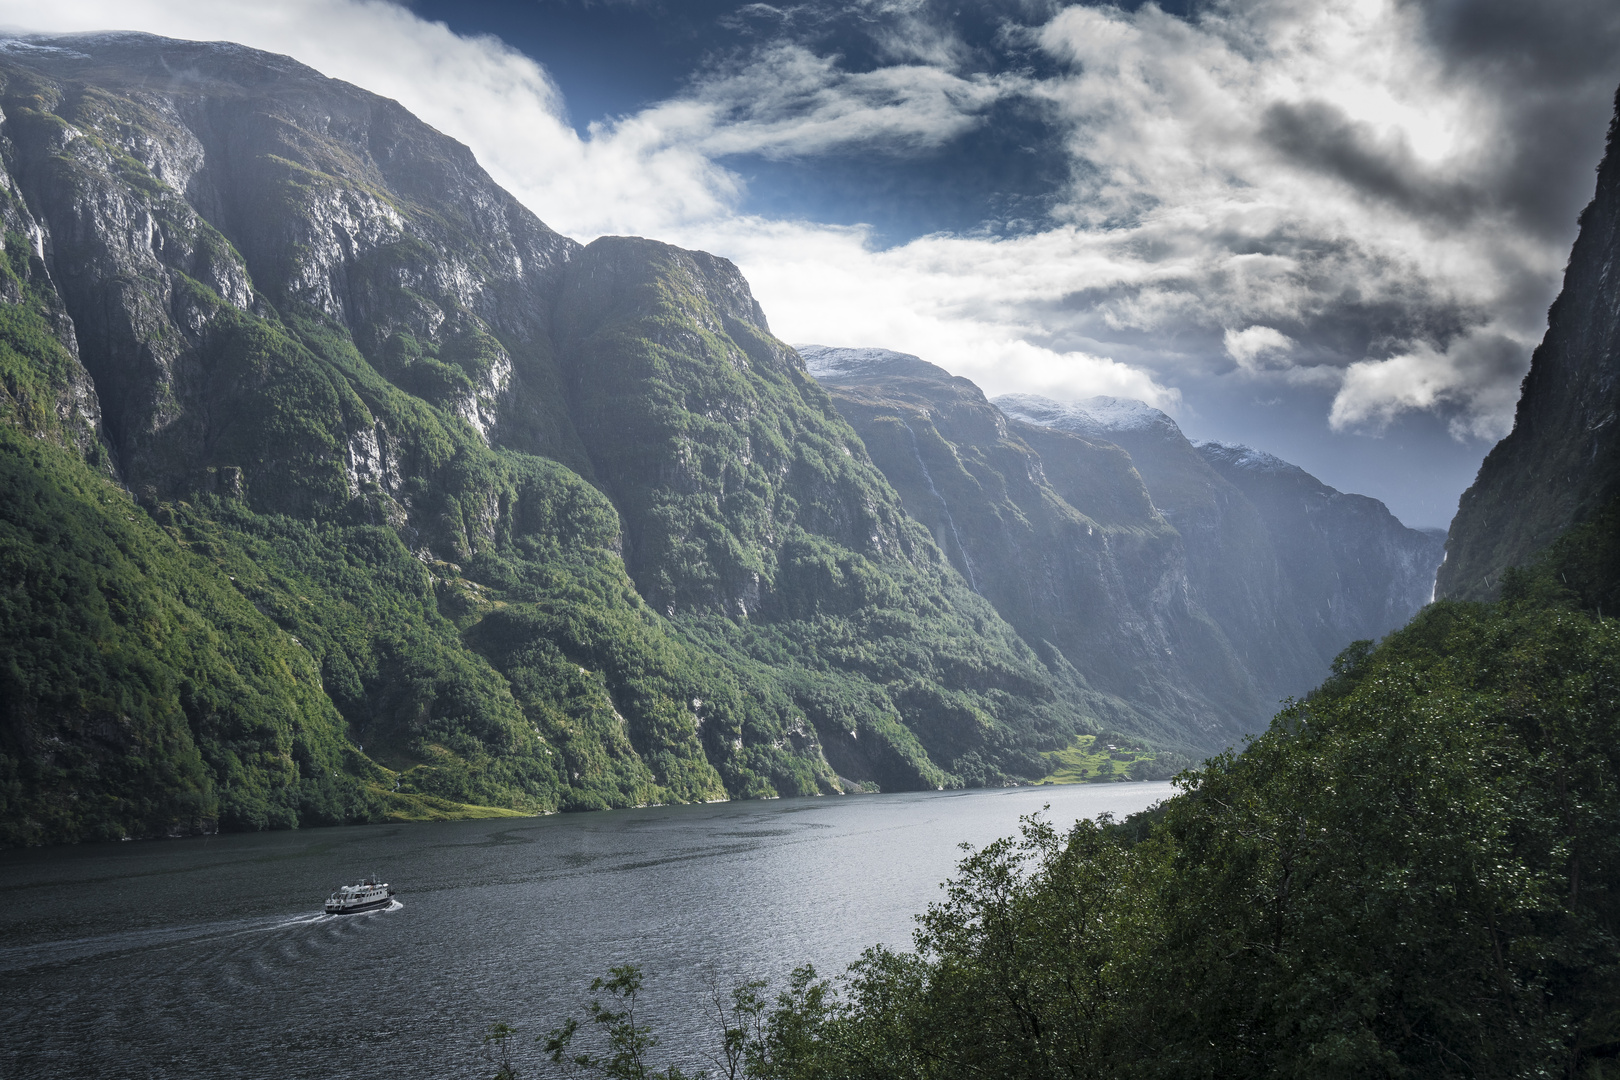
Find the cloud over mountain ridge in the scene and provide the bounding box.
[2,0,1616,526]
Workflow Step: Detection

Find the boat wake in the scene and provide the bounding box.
[0,903,395,973]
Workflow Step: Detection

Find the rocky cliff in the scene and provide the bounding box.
[996,394,1319,710]
[1196,443,1446,660]
[805,347,1267,748]
[996,393,1443,709]
[804,348,1441,747]
[0,33,1084,844]
[1440,90,1620,600]
[799,351,1443,746]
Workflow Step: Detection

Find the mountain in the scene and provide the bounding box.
[0,31,1457,847]
[1440,90,1620,600]
[802,348,1444,749]
[995,395,1444,668]
[803,347,1264,749]
[0,33,1086,845]
[996,392,1322,712]
[1194,442,1448,666]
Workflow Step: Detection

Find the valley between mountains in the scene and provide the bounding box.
[0,33,1440,846]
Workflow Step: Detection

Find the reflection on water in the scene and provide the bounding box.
[0,782,1170,1078]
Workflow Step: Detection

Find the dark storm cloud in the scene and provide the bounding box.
[1259,100,1485,224]
[1412,0,1620,237]
[1416,0,1620,83]
[1009,1,1620,442]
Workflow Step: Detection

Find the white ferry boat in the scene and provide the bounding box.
[324,876,395,914]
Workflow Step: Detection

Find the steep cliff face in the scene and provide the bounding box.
[997,395,1320,703]
[1000,395,1442,684]
[0,35,735,840]
[1440,91,1620,600]
[551,241,911,618]
[805,347,1268,749]
[2,35,585,509]
[0,34,1093,844]
[1197,443,1445,657]
[799,377,1438,740]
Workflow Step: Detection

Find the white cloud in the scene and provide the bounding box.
[688,218,1182,407]
[1224,326,1296,373]
[1022,0,1553,411]
[669,44,1020,159]
[0,0,746,237]
[1329,327,1528,440]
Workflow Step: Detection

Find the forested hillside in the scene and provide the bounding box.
[0,33,1091,845]
[804,346,1442,750]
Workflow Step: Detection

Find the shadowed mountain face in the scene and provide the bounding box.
[999,394,1445,708]
[803,347,1265,748]
[1440,91,1620,601]
[800,347,1443,746]
[0,33,1090,844]
[996,393,1319,712]
[1196,443,1448,660]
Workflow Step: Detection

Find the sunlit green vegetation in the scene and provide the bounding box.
[0,427,382,845]
[373,788,535,822]
[0,88,1098,844]
[1037,733,1189,784]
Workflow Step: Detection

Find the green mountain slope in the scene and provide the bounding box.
[804,347,1252,750]
[805,347,1444,750]
[0,33,1094,844]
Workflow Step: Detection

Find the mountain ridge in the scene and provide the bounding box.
[0,32,1444,845]
[801,347,1444,746]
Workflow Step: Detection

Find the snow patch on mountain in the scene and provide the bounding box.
[994,392,1183,440]
[796,344,950,382]
[0,39,91,60]
[1194,441,1305,477]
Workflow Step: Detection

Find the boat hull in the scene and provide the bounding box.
[324,895,393,915]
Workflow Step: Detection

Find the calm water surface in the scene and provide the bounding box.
[0,783,1171,1078]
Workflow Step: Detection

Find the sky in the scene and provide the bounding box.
[3,1,1619,528]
